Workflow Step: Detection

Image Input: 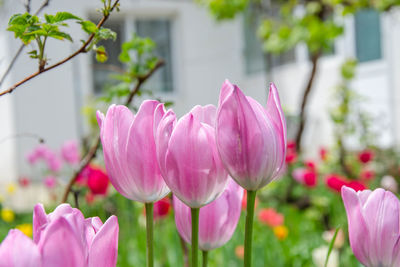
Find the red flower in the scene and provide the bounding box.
[154,198,171,220]
[87,167,109,195]
[287,141,296,151]
[285,152,297,164]
[360,169,375,181]
[358,150,374,164]
[319,147,328,161]
[18,177,31,187]
[304,160,317,171]
[258,208,284,227]
[326,174,366,192]
[346,181,366,192]
[326,175,348,192]
[303,171,317,187]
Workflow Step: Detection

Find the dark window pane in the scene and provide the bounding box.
[136,20,173,93]
[355,9,382,63]
[92,20,124,94]
[243,11,265,74]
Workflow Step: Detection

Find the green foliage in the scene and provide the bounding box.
[196,0,249,20]
[95,34,159,104]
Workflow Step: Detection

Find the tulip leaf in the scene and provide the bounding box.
[324,226,340,267]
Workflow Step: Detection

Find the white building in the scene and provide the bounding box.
[1,0,399,182]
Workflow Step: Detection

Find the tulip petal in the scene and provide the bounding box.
[88,215,119,267]
[125,100,169,202]
[39,217,86,267]
[341,186,370,266]
[190,105,217,127]
[33,203,48,243]
[0,229,41,267]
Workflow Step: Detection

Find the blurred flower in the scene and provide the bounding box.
[312,245,339,267]
[358,149,374,164]
[98,101,170,203]
[241,190,259,211]
[287,141,296,151]
[18,177,31,188]
[16,223,33,237]
[6,183,16,195]
[285,152,297,164]
[153,197,171,220]
[381,175,398,193]
[173,179,243,251]
[273,225,288,240]
[26,144,62,172]
[325,175,347,192]
[85,192,95,204]
[322,229,345,249]
[215,81,287,191]
[292,168,317,187]
[258,208,284,227]
[1,208,15,223]
[326,174,366,193]
[304,160,316,171]
[342,187,400,267]
[319,147,328,161]
[44,175,57,189]
[60,140,80,165]
[87,166,109,195]
[360,169,375,181]
[235,245,244,259]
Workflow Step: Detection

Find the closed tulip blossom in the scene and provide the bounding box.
[0,203,118,267]
[216,80,286,266]
[97,100,170,267]
[173,179,243,265]
[342,186,400,267]
[156,104,229,267]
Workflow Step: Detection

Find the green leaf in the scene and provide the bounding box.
[96,27,117,41]
[53,12,82,22]
[80,20,98,34]
[48,31,73,41]
[324,227,340,267]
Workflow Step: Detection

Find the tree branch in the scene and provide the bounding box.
[60,60,165,203]
[294,52,320,152]
[0,0,51,87]
[0,0,120,97]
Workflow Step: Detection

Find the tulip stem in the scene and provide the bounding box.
[202,250,208,267]
[191,207,200,267]
[244,190,257,267]
[145,203,154,267]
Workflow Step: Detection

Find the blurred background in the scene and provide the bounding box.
[0,0,400,266]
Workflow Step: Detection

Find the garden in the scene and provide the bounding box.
[1,0,400,267]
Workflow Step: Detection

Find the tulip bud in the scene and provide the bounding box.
[216,80,287,191]
[173,179,243,251]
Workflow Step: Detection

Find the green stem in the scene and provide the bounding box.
[145,203,154,267]
[244,190,257,267]
[191,207,200,267]
[202,250,208,267]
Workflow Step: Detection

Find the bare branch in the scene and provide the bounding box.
[60,60,165,203]
[0,0,120,97]
[0,132,45,145]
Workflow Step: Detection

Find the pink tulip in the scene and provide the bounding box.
[216,80,287,191]
[156,105,229,208]
[0,203,119,267]
[61,140,80,165]
[341,186,400,267]
[173,179,243,250]
[97,100,170,203]
[0,229,41,266]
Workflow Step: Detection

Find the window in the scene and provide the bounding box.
[136,20,173,93]
[354,9,382,63]
[92,20,124,94]
[92,18,174,94]
[243,6,295,75]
